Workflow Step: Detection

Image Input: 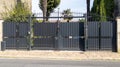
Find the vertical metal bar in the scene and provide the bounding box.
[58,8,60,22]
[57,21,60,50]
[112,21,117,52]
[16,23,19,50]
[79,23,85,51]
[84,13,88,51]
[28,15,32,50]
[55,21,60,50]
[99,22,101,50]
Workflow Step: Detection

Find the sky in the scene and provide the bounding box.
[32,0,94,13]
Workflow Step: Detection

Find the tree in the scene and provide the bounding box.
[91,0,114,21]
[104,0,114,19]
[90,0,100,21]
[39,0,61,21]
[114,0,119,17]
[62,9,73,22]
[17,0,21,3]
[0,1,31,22]
[39,0,47,22]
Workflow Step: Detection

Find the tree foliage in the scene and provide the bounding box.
[0,1,31,22]
[39,0,61,21]
[62,9,73,22]
[91,0,114,21]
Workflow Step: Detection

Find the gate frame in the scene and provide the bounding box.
[28,15,87,51]
[2,13,117,52]
[27,14,117,52]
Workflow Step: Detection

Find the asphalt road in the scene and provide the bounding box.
[0,59,120,67]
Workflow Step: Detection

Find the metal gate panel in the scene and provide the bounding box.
[87,22,99,50]
[101,22,113,37]
[88,22,99,37]
[33,23,57,49]
[87,22,113,50]
[87,38,99,50]
[19,23,29,36]
[62,38,80,50]
[18,38,28,48]
[101,38,112,50]
[100,22,113,50]
[34,23,57,36]
[3,22,16,37]
[4,38,28,49]
[60,23,80,50]
[3,22,29,49]
[4,38,16,49]
[33,38,55,49]
[60,23,79,36]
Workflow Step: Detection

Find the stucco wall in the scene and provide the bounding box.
[0,0,32,19]
[117,17,120,52]
[0,20,3,42]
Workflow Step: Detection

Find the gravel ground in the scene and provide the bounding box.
[0,50,120,60]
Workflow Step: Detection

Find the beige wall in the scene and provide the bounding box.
[21,0,32,10]
[0,20,3,50]
[0,20,3,42]
[0,0,15,19]
[117,17,120,52]
[0,0,32,19]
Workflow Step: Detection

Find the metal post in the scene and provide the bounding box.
[99,22,101,50]
[112,21,117,52]
[84,13,88,51]
[28,15,32,50]
[55,18,60,50]
[1,41,6,51]
[16,22,19,50]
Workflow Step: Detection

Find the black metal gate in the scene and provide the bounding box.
[2,21,117,51]
[86,22,116,51]
[3,22,29,49]
[32,22,84,50]
[33,23,57,50]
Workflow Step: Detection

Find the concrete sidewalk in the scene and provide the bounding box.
[0,50,120,60]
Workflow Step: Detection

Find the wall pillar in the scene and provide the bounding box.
[116,17,120,52]
[0,20,3,42]
[0,20,3,50]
